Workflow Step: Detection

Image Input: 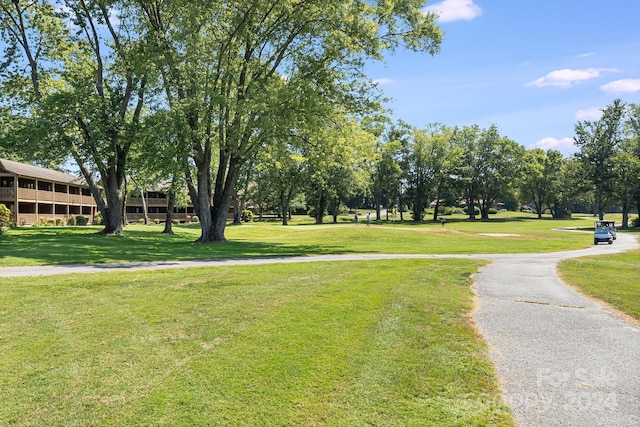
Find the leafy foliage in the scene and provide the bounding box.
[0,203,12,235]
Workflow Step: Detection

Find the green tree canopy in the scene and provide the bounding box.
[574,99,626,220]
[138,0,442,241]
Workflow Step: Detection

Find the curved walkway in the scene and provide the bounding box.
[1,232,638,426]
[473,232,639,427]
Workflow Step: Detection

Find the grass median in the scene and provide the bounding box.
[558,248,640,321]
[0,259,515,426]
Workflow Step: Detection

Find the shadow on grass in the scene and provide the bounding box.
[0,226,359,266]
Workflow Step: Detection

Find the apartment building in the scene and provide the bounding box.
[0,158,97,226]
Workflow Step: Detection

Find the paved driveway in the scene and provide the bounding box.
[1,231,638,426]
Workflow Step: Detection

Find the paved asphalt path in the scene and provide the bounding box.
[1,231,638,426]
[473,232,639,427]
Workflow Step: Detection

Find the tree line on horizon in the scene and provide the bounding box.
[242,99,640,230]
[1,1,638,241]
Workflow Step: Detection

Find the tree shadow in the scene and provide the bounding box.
[0,226,363,266]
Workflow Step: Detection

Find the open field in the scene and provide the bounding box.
[0,212,604,267]
[0,259,515,426]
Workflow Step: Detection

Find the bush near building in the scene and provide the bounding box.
[0,203,13,235]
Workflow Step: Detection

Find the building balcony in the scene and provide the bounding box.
[17,188,37,200]
[0,187,15,200]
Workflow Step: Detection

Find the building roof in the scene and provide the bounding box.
[0,158,86,186]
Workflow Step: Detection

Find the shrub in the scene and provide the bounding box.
[191,215,199,223]
[488,208,498,215]
[0,203,11,223]
[440,206,458,216]
[154,218,160,224]
[75,215,89,226]
[93,212,103,225]
[632,217,640,228]
[242,209,254,222]
[0,203,12,236]
[67,216,75,226]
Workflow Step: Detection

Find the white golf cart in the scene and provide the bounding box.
[594,220,616,245]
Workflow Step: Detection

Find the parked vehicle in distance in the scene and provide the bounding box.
[594,221,615,245]
[595,220,616,240]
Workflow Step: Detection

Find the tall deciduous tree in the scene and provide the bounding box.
[405,124,449,221]
[451,124,481,220]
[139,0,442,242]
[473,126,524,220]
[574,99,626,220]
[256,140,306,226]
[370,138,403,221]
[304,116,375,224]
[614,104,640,229]
[0,0,151,234]
[626,103,640,222]
[451,125,523,220]
[520,148,565,218]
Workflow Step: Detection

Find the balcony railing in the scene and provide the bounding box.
[18,188,37,200]
[37,191,54,202]
[0,187,15,199]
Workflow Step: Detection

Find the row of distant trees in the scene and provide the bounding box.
[241,99,640,230]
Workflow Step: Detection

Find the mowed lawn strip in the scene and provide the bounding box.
[0,213,596,267]
[558,249,640,321]
[0,259,514,426]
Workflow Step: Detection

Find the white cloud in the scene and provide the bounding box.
[423,0,482,23]
[530,137,575,152]
[576,107,603,121]
[576,52,595,59]
[526,68,618,88]
[600,78,640,94]
[372,78,394,85]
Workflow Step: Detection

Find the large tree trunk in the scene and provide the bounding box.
[374,192,382,221]
[199,155,241,243]
[534,198,543,219]
[620,196,630,230]
[162,189,176,234]
[194,169,214,243]
[100,193,125,234]
[332,197,340,224]
[73,152,126,235]
[98,167,126,235]
[280,192,290,226]
[596,183,605,220]
[480,209,489,220]
[233,193,241,225]
[466,185,476,220]
[140,189,149,224]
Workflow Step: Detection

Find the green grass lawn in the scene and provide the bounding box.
[1,212,636,425]
[0,212,598,267]
[558,249,640,321]
[0,259,515,426]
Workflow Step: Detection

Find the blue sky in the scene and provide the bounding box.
[366,0,640,155]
